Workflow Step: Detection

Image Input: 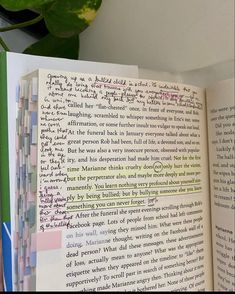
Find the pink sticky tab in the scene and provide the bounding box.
[14,232,18,249]
[26,241,31,264]
[16,190,19,200]
[24,223,29,242]
[18,98,23,108]
[28,191,36,202]
[30,145,37,166]
[19,259,24,280]
[36,231,62,251]
[23,276,30,291]
[28,102,37,112]
[16,135,19,151]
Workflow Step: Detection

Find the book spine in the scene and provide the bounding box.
[0,52,12,291]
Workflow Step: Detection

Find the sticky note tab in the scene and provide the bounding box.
[30,145,37,166]
[31,125,38,145]
[28,102,38,112]
[24,135,30,156]
[19,219,24,239]
[14,232,19,249]
[27,156,31,174]
[32,95,38,101]
[24,266,31,276]
[23,275,31,291]
[31,169,37,193]
[31,112,37,126]
[14,253,18,281]
[30,233,37,252]
[32,77,38,97]
[27,191,36,202]
[23,222,29,241]
[16,134,19,152]
[20,80,27,98]
[30,275,36,291]
[24,97,29,110]
[30,251,37,267]
[18,133,23,150]
[24,109,28,128]
[19,258,24,281]
[27,206,36,228]
[16,85,20,102]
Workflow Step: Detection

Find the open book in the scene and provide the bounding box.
[0,52,234,291]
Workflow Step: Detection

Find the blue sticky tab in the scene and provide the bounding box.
[22,163,26,179]
[31,112,37,127]
[30,252,37,267]
[24,266,31,276]
[16,85,20,102]
[31,95,38,101]
[2,222,13,291]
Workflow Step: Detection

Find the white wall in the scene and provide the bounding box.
[1,0,234,85]
[79,0,234,72]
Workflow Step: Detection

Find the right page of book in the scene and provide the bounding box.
[206,78,235,291]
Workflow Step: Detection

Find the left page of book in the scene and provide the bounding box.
[20,69,214,291]
[0,51,138,292]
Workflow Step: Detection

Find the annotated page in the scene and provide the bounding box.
[30,70,213,291]
[206,79,235,291]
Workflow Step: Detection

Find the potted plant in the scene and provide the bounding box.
[0,0,102,59]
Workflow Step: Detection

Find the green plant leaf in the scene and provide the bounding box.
[0,0,54,11]
[43,0,102,38]
[23,33,79,59]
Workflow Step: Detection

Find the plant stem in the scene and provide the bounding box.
[0,14,44,33]
[0,36,10,51]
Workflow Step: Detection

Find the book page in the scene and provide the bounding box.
[21,70,213,291]
[206,79,235,291]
